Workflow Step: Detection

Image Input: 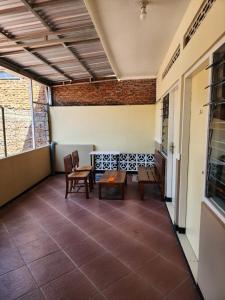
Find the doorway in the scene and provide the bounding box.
[185,67,209,258]
[162,85,179,223]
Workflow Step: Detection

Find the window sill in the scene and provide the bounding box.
[203,197,225,225]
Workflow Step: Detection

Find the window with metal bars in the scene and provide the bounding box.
[184,0,216,47]
[162,94,169,155]
[206,43,225,214]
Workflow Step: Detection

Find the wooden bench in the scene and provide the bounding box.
[138,150,165,201]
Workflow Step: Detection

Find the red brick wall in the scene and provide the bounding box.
[52,79,156,106]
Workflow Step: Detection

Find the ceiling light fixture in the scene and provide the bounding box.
[139,0,150,20]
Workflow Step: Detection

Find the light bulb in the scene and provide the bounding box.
[140,7,147,20]
[139,0,150,21]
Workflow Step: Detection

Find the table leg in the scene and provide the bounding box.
[99,183,102,200]
[139,183,144,200]
[121,184,125,200]
[116,155,119,170]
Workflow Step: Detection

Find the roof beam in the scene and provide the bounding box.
[52,76,117,86]
[0,30,73,82]
[0,37,100,51]
[20,0,55,31]
[20,0,95,79]
[0,0,82,16]
[0,57,51,85]
[29,51,74,81]
[0,25,94,43]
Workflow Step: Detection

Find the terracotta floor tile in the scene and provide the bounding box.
[17,288,45,300]
[28,251,74,286]
[42,269,98,300]
[136,255,189,297]
[0,266,36,300]
[10,227,47,247]
[18,236,59,263]
[0,175,201,299]
[94,227,128,251]
[103,273,162,300]
[159,239,189,272]
[114,240,157,271]
[90,293,106,300]
[158,221,176,238]
[98,208,129,225]
[51,224,87,248]
[74,214,111,237]
[0,246,24,275]
[166,277,202,300]
[64,237,106,267]
[81,253,130,290]
[3,215,35,233]
[0,233,14,249]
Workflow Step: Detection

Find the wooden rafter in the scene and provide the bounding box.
[20,0,95,79]
[0,56,51,85]
[0,29,73,82]
[0,37,100,51]
[0,25,94,43]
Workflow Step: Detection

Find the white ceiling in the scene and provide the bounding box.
[85,0,190,79]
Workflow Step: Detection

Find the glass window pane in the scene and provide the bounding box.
[207,103,225,211]
[1,77,33,156]
[162,94,169,155]
[206,43,225,215]
[32,81,48,104]
[33,103,49,148]
[31,81,49,148]
[5,107,33,155]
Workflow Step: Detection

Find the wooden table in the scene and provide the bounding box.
[98,170,127,200]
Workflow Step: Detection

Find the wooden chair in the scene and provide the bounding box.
[72,150,95,184]
[64,154,90,199]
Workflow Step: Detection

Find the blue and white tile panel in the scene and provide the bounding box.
[95,153,154,172]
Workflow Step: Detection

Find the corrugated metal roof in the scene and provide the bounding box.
[0,0,116,85]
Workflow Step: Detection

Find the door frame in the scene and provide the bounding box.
[177,36,225,229]
[160,81,179,222]
[178,59,211,229]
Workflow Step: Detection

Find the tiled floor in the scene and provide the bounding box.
[0,175,202,300]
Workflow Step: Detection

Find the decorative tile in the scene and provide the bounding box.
[95,153,154,171]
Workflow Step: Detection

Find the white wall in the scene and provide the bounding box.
[50,105,155,153]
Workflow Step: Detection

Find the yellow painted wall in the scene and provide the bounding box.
[155,1,225,297]
[50,105,155,153]
[186,68,208,258]
[198,203,225,300]
[0,146,51,207]
[155,0,225,144]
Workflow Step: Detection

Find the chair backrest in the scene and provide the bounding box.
[64,154,73,175]
[154,150,165,186]
[72,150,79,168]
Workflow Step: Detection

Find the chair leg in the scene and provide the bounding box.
[85,178,89,199]
[139,183,144,200]
[65,179,69,199]
[89,173,93,191]
[92,170,96,184]
[70,181,73,192]
[159,184,164,201]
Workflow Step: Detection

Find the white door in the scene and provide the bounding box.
[167,87,179,222]
[186,68,208,258]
